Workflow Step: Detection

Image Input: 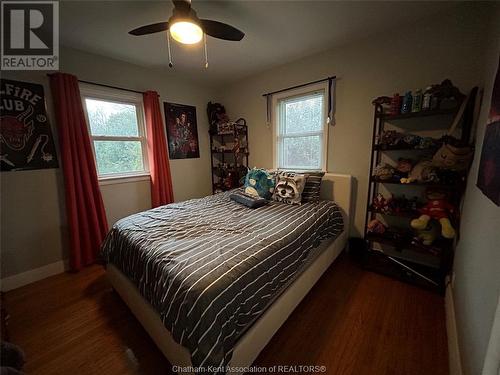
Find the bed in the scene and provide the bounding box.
[102,173,352,374]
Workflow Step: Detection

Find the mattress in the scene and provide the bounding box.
[101,191,344,369]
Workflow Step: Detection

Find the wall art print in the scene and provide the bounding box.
[164,102,200,159]
[477,57,500,206]
[0,79,58,172]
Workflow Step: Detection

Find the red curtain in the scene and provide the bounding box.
[143,91,174,207]
[49,73,108,271]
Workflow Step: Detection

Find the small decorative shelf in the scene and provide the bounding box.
[209,123,249,194]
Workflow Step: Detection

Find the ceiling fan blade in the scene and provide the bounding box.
[201,19,244,41]
[129,22,169,36]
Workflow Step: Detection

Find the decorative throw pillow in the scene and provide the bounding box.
[244,168,275,199]
[272,171,306,205]
[302,171,325,203]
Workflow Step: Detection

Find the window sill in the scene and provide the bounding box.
[98,174,150,186]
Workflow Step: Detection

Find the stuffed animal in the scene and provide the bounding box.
[412,220,440,246]
[368,219,387,234]
[428,79,465,105]
[374,163,395,181]
[372,193,389,212]
[432,142,473,171]
[403,134,420,147]
[416,136,436,149]
[367,219,387,234]
[378,130,405,147]
[244,168,275,199]
[411,189,456,239]
[394,158,413,180]
[400,160,439,184]
[207,102,229,126]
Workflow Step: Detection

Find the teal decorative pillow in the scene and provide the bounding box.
[244,168,275,199]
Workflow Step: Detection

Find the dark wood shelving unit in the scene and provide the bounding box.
[209,124,249,194]
[363,100,472,294]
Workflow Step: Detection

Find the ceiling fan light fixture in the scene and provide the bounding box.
[169,20,203,44]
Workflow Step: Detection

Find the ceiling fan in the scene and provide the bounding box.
[129,0,244,67]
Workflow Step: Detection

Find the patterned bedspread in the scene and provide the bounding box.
[101,191,343,370]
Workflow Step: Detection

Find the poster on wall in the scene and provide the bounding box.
[0,79,59,172]
[477,57,500,206]
[164,102,200,159]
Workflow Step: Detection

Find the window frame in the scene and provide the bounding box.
[79,83,150,182]
[272,81,329,172]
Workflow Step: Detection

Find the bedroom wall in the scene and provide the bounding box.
[219,3,489,237]
[452,5,500,375]
[0,47,217,280]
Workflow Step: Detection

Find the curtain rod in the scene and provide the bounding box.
[78,79,144,94]
[46,74,144,94]
[262,76,336,97]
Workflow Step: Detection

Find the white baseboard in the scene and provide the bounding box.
[445,283,463,375]
[0,260,68,292]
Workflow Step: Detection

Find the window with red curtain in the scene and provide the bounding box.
[143,91,174,207]
[49,73,108,271]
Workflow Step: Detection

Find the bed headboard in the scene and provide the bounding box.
[320,173,353,224]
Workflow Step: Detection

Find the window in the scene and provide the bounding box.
[274,83,328,171]
[80,84,148,180]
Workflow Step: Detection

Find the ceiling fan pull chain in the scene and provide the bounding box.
[167,30,174,68]
[204,33,209,69]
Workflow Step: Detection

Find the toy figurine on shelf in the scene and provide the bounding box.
[389,94,402,115]
[412,89,422,112]
[428,79,465,109]
[422,86,432,110]
[377,130,405,147]
[401,91,413,114]
[367,219,387,234]
[374,163,395,181]
[411,188,456,239]
[403,134,420,148]
[416,136,436,149]
[372,193,390,213]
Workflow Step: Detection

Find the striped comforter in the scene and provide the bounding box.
[101,191,343,370]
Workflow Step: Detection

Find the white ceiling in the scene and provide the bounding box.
[60,1,458,86]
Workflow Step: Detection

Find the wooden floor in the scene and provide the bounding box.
[4,254,449,375]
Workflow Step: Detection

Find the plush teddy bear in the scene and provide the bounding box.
[411,189,456,239]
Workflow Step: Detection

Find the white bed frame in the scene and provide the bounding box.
[107,173,353,374]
